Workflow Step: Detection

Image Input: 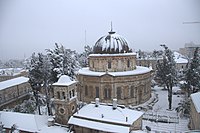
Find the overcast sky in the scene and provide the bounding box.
[0,0,200,60]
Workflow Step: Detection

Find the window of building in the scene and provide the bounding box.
[96,87,99,98]
[127,59,130,68]
[69,91,72,98]
[108,60,111,69]
[85,85,88,96]
[117,87,121,99]
[57,91,60,99]
[62,92,66,99]
[131,86,134,98]
[89,86,93,98]
[72,89,75,97]
[104,88,111,99]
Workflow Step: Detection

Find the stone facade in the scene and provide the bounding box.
[89,54,136,72]
[52,76,77,125]
[189,92,200,130]
[78,72,151,106]
[136,58,161,71]
[190,100,200,130]
[0,77,31,110]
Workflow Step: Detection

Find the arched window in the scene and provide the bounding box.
[57,91,60,99]
[104,88,111,99]
[85,85,88,96]
[62,92,66,99]
[131,86,134,98]
[69,91,72,98]
[72,89,75,97]
[127,59,130,68]
[96,87,99,98]
[108,60,111,69]
[117,87,121,99]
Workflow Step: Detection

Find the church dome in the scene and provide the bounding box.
[93,30,132,54]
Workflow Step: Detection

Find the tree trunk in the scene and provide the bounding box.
[36,92,41,115]
[44,81,52,115]
[34,90,41,115]
[167,84,172,110]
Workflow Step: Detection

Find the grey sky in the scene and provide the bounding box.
[0,0,200,60]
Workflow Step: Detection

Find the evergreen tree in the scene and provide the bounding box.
[46,43,80,80]
[29,53,43,114]
[156,44,177,110]
[185,47,200,95]
[29,53,53,115]
[78,45,92,67]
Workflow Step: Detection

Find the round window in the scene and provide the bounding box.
[59,107,65,115]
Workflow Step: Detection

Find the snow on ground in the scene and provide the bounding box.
[142,86,189,132]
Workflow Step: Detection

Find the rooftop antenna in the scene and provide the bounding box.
[111,21,113,31]
[109,21,115,34]
[84,30,87,45]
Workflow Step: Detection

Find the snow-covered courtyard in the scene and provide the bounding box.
[141,86,189,132]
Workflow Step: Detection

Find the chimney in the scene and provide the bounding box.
[47,117,55,127]
[113,99,117,110]
[95,98,99,107]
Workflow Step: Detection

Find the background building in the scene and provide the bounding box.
[0,76,31,110]
[179,42,200,59]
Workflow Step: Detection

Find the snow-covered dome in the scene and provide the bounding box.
[93,30,132,54]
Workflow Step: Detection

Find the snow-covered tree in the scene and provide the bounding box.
[46,43,80,80]
[29,53,43,114]
[176,96,190,117]
[78,45,92,67]
[156,44,177,110]
[29,53,53,115]
[185,47,200,95]
[152,50,163,59]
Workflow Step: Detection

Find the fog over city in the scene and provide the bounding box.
[0,0,200,60]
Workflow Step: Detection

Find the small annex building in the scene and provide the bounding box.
[68,98,144,133]
[190,92,200,130]
[52,75,78,125]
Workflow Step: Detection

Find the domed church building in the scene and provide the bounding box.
[77,28,152,106]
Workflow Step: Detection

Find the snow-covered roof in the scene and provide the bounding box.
[190,92,200,113]
[0,76,29,91]
[78,66,151,77]
[0,68,24,76]
[0,111,47,132]
[68,103,143,133]
[173,51,188,64]
[0,111,69,133]
[89,52,136,57]
[53,75,76,86]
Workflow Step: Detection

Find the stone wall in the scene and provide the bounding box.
[53,83,77,125]
[78,72,151,106]
[89,54,136,72]
[190,100,200,130]
[0,82,31,110]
